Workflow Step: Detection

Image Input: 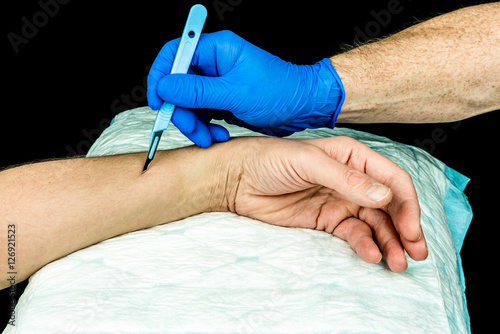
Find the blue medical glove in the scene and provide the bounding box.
[147,30,345,147]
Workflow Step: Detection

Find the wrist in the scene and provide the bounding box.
[314,58,346,128]
[173,143,243,215]
[203,140,244,213]
[329,52,375,123]
[142,148,220,223]
[294,58,345,130]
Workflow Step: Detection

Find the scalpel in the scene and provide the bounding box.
[142,4,207,173]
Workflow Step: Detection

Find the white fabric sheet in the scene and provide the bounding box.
[3,107,471,334]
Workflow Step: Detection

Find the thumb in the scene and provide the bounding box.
[157,73,233,111]
[300,148,393,208]
[339,168,393,208]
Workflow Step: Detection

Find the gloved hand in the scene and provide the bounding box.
[147,30,345,147]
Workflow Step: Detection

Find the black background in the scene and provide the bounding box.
[2,0,498,332]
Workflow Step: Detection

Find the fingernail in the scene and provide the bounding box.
[416,227,423,241]
[366,184,391,202]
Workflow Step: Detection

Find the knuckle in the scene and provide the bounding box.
[218,30,236,38]
[345,168,370,189]
[336,136,355,144]
[336,136,366,149]
[391,169,414,189]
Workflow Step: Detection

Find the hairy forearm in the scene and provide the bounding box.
[332,2,500,123]
[0,148,228,289]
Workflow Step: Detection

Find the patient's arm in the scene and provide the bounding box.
[1,149,214,290]
[0,136,426,290]
[333,2,500,123]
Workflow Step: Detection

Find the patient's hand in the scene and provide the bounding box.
[219,136,427,272]
[0,134,425,289]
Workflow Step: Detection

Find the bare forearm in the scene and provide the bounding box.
[332,2,500,123]
[0,148,226,289]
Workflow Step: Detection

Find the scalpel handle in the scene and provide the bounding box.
[151,4,207,133]
[171,4,207,74]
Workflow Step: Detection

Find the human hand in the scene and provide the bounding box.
[147,30,345,147]
[216,136,427,272]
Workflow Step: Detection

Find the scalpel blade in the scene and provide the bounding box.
[142,131,163,173]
